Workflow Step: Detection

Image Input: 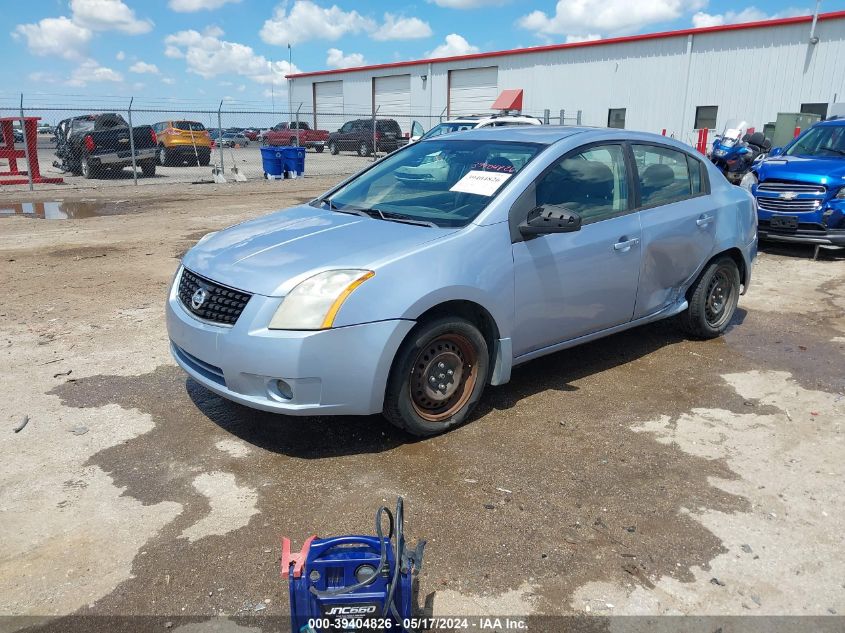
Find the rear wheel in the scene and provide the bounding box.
[157,145,169,166]
[678,256,741,339]
[140,161,156,177]
[199,152,211,167]
[357,141,371,157]
[81,155,97,179]
[384,317,489,436]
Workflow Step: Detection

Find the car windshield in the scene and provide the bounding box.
[175,121,205,131]
[320,139,543,228]
[421,122,477,140]
[785,125,845,157]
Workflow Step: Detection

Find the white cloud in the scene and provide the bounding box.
[164,27,298,85]
[162,77,176,85]
[70,0,153,34]
[428,0,504,7]
[66,59,124,87]
[692,6,806,28]
[129,61,160,74]
[260,1,374,46]
[116,50,125,60]
[12,16,92,60]
[519,0,707,37]
[168,0,243,11]
[372,13,433,41]
[426,33,479,58]
[566,33,602,43]
[326,48,366,68]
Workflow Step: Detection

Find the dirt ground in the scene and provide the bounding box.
[0,179,843,632]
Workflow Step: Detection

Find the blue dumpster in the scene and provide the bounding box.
[260,147,285,179]
[282,146,306,176]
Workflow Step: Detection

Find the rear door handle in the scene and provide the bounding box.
[613,237,640,252]
[696,214,714,227]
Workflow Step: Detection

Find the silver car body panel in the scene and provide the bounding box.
[168,126,757,416]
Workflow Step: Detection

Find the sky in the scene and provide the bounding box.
[2,0,843,111]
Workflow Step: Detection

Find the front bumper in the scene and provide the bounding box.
[166,270,415,416]
[758,223,845,246]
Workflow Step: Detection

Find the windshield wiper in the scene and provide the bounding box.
[318,197,368,217]
[351,208,438,228]
[819,147,845,156]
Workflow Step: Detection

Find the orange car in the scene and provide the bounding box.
[151,120,212,166]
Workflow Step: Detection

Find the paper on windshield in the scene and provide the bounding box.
[449,170,512,196]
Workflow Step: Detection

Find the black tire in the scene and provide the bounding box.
[678,256,741,339]
[357,141,372,157]
[315,145,325,153]
[80,155,97,179]
[384,317,489,436]
[329,142,339,155]
[157,145,170,166]
[199,153,211,167]
[140,161,156,178]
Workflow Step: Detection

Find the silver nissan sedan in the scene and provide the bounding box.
[167,126,757,436]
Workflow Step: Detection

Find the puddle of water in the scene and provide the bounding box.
[0,200,131,220]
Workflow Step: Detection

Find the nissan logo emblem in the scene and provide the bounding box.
[191,287,208,310]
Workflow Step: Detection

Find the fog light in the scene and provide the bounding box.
[276,379,293,400]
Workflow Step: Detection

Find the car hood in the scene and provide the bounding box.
[756,154,845,185]
[182,205,456,296]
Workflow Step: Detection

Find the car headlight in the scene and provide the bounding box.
[740,171,757,191]
[268,269,374,330]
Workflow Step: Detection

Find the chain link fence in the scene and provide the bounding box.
[0,95,584,192]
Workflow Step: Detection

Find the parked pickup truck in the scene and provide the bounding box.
[261,122,328,152]
[54,113,158,179]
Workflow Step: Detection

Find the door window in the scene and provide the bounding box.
[529,144,629,225]
[632,144,694,207]
[339,122,353,133]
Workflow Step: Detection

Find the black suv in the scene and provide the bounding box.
[328,119,402,156]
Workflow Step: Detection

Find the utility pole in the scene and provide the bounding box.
[270,59,275,114]
[287,43,293,124]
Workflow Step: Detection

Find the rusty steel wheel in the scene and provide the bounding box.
[409,333,479,422]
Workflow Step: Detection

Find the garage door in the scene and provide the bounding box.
[314,80,343,131]
[374,74,411,137]
[449,67,498,117]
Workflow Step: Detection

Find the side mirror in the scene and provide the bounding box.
[519,205,582,237]
[769,147,783,157]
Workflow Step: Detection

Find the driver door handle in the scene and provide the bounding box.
[696,214,714,227]
[613,237,640,252]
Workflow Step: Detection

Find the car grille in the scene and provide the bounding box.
[756,181,826,213]
[178,268,251,325]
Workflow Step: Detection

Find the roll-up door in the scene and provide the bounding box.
[448,67,498,117]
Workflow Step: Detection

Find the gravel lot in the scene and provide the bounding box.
[0,136,370,193]
[1,180,843,631]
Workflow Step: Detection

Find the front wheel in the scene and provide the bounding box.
[383,317,489,436]
[315,145,325,153]
[329,142,339,155]
[678,256,741,339]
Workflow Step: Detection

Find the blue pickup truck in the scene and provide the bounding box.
[743,118,845,247]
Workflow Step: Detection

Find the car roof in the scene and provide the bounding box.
[423,125,703,152]
[815,117,845,126]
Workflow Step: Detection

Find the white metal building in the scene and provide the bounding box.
[287,10,845,144]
